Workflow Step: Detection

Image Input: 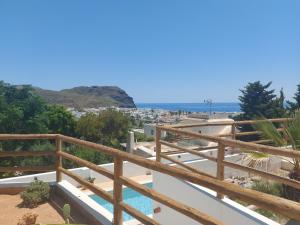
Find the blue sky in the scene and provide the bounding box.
[0,1,299,103]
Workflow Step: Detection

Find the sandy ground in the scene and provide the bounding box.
[0,194,64,225]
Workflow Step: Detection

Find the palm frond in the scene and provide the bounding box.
[242,151,270,168]
[240,147,270,168]
[286,111,300,150]
[253,118,286,147]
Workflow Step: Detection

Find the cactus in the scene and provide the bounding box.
[63,204,71,224]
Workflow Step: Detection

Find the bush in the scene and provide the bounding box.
[20,180,50,208]
[251,179,283,197]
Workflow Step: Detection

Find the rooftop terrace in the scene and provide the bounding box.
[0,118,300,225]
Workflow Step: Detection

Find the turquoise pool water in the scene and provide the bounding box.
[90,182,153,221]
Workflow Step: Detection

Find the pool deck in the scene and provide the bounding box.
[82,174,152,194]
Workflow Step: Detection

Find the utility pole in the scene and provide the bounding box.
[204,99,213,116]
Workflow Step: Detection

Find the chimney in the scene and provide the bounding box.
[126,131,135,153]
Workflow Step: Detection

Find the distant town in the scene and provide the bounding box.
[68,106,240,124]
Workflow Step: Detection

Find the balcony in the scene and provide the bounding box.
[0,118,299,225]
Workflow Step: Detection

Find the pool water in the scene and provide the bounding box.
[90,182,153,221]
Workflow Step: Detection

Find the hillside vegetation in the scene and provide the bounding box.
[34,86,136,109]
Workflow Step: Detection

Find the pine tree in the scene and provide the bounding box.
[287,84,300,112]
[272,88,287,118]
[234,81,286,141]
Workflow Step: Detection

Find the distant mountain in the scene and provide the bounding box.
[34,86,136,109]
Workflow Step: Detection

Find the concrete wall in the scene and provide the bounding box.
[163,153,249,178]
[152,172,279,225]
[179,118,233,146]
[144,124,167,138]
[57,181,112,225]
[164,150,282,178]
[0,160,153,187]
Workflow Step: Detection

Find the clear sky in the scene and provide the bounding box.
[0,1,299,103]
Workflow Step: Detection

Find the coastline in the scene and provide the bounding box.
[136,102,240,113]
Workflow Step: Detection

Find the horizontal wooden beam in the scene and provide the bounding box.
[234,118,292,125]
[119,176,224,225]
[217,133,233,137]
[222,161,300,190]
[160,154,215,178]
[0,151,55,158]
[168,118,292,129]
[0,134,57,140]
[236,128,284,137]
[59,167,113,203]
[169,121,234,129]
[120,202,161,225]
[235,131,261,137]
[0,165,55,173]
[160,140,217,162]
[59,151,114,180]
[250,139,272,144]
[159,127,300,161]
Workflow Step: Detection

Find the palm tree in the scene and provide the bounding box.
[246,111,300,201]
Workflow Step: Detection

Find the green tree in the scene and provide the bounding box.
[235,81,284,120]
[63,145,112,168]
[271,88,287,118]
[234,81,286,141]
[76,112,101,142]
[76,109,130,149]
[42,105,76,136]
[0,81,78,177]
[0,82,48,152]
[99,109,130,147]
[0,81,47,134]
[287,84,300,113]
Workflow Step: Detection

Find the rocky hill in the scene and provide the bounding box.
[34,86,136,109]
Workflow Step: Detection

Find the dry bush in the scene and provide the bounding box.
[17,212,38,225]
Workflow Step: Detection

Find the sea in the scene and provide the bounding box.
[136,103,240,113]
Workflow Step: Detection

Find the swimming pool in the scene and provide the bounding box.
[90,182,153,221]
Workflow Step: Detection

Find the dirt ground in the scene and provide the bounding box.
[0,194,65,225]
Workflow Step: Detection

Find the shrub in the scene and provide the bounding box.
[17,213,38,225]
[20,180,50,208]
[251,179,283,197]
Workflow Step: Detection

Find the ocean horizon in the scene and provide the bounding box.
[136,102,240,113]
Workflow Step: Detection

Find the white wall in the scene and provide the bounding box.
[58,180,112,225]
[0,160,153,187]
[152,172,279,225]
[163,151,282,178]
[163,152,249,178]
[0,167,90,187]
[144,124,166,138]
[180,118,233,146]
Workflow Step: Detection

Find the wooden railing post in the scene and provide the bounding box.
[55,135,62,182]
[113,156,123,225]
[156,127,162,162]
[216,142,225,199]
[231,123,236,140]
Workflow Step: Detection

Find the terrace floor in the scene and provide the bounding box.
[0,194,64,225]
[92,174,152,192]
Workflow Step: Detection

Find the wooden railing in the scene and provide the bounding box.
[1,128,300,224]
[156,118,300,216]
[169,117,292,144]
[0,134,57,173]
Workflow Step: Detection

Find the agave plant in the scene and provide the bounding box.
[245,111,300,200]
